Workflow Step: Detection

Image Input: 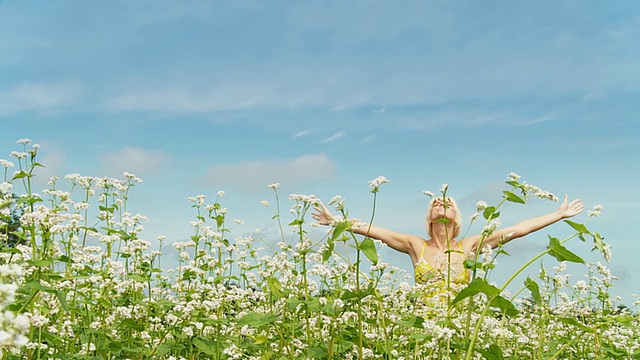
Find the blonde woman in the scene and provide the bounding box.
[312,194,584,290]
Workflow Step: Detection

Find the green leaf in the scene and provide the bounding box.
[56,290,69,311]
[546,236,585,264]
[524,277,542,306]
[237,312,278,327]
[215,214,224,228]
[22,279,57,293]
[558,317,595,333]
[359,237,378,264]
[192,336,219,355]
[564,220,590,234]
[128,274,151,282]
[331,221,351,242]
[490,295,518,316]
[477,344,504,360]
[11,170,30,180]
[27,258,55,267]
[308,346,328,359]
[451,278,499,306]
[463,260,482,271]
[483,206,500,220]
[503,190,525,204]
[118,319,144,331]
[267,277,283,297]
[322,240,335,262]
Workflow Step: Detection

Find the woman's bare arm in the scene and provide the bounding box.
[312,203,421,259]
[462,195,584,252]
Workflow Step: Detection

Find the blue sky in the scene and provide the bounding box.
[1,1,639,303]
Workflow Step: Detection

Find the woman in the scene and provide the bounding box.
[312,194,584,288]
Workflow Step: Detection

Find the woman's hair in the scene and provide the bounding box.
[426,196,462,240]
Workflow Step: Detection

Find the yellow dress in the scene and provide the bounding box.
[414,242,470,300]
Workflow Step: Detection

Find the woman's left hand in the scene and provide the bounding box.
[557,194,584,219]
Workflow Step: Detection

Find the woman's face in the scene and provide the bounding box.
[429,197,458,221]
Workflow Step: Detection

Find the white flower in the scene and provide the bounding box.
[0,182,12,193]
[588,204,603,218]
[439,183,449,194]
[267,183,280,190]
[217,190,225,196]
[475,200,487,211]
[260,200,270,207]
[507,172,521,181]
[16,138,31,145]
[368,176,389,189]
[422,190,434,198]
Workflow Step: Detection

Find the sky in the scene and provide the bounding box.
[1,1,639,303]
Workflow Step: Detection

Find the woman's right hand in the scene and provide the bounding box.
[312,202,336,226]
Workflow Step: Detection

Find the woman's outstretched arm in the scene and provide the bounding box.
[312,203,421,260]
[462,194,584,252]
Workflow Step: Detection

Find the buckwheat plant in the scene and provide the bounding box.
[1,139,638,359]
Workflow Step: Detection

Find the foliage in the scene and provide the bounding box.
[0,140,638,359]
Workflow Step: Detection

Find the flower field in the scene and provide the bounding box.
[1,139,638,359]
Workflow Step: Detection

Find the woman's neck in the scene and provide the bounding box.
[430,225,455,251]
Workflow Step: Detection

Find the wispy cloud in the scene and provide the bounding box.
[204,154,336,192]
[322,131,346,143]
[361,135,377,144]
[293,130,311,139]
[100,147,169,177]
[0,81,82,114]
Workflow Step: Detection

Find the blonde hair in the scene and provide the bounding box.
[426,196,462,240]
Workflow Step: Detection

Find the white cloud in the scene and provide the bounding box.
[322,131,346,143]
[100,147,169,177]
[0,81,81,114]
[293,130,311,139]
[204,154,336,191]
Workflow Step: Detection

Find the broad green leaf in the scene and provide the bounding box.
[308,346,328,359]
[503,190,525,204]
[22,279,56,293]
[27,258,55,267]
[331,221,351,241]
[322,240,335,262]
[254,334,269,345]
[564,220,590,234]
[118,319,144,331]
[558,317,595,333]
[154,344,181,357]
[215,214,224,228]
[463,259,482,271]
[267,277,283,297]
[128,274,151,282]
[483,206,499,220]
[359,237,378,264]
[237,312,278,327]
[524,277,542,306]
[547,236,585,264]
[490,295,518,316]
[192,336,219,355]
[478,344,504,360]
[11,170,30,180]
[451,278,499,306]
[56,290,69,311]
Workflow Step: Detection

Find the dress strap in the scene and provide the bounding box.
[420,242,427,258]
